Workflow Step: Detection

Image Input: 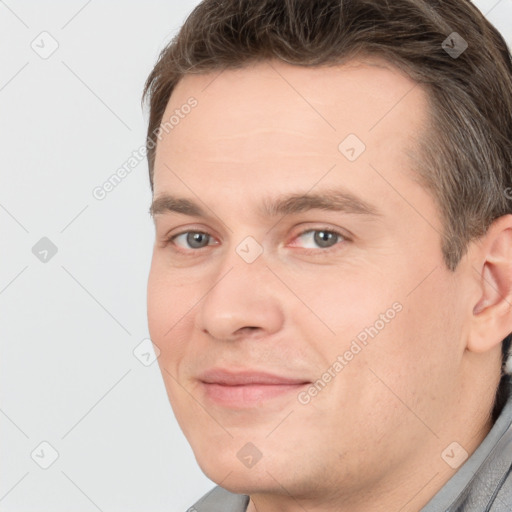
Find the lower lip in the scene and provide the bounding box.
[201,382,308,407]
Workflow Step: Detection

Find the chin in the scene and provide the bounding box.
[200,462,276,496]
[191,440,276,490]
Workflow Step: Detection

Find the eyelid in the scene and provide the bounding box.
[162,223,219,242]
[289,224,352,243]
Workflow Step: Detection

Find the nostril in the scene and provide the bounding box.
[237,326,260,335]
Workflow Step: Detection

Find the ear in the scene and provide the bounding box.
[467,214,512,354]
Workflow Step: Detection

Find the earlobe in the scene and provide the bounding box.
[467,215,512,354]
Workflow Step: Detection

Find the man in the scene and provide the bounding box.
[142,0,512,510]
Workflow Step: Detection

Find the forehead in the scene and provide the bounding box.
[152,58,429,214]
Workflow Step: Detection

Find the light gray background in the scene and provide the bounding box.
[1,1,511,511]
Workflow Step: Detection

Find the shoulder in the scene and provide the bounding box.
[186,485,250,512]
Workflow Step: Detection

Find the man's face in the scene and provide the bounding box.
[147,59,472,500]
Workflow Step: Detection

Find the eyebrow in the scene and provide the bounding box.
[149,188,382,219]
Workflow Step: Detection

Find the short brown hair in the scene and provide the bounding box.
[142,0,512,385]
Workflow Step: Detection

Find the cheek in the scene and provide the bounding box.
[147,252,198,330]
[291,263,401,351]
[147,263,170,339]
[147,260,195,368]
[364,268,464,411]
[402,273,462,356]
[148,264,196,422]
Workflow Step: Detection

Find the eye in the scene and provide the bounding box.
[165,227,347,256]
[290,228,346,252]
[170,231,217,250]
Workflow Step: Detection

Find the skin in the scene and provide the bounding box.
[147,58,512,511]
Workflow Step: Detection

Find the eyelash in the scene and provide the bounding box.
[164,227,348,256]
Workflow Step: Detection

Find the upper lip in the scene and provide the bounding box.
[199,368,310,386]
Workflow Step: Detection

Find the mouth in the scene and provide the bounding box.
[198,368,311,408]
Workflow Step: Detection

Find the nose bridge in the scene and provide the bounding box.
[194,235,284,340]
[212,231,270,292]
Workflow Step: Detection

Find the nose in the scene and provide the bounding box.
[194,246,285,342]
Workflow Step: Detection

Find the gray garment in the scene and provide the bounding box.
[188,376,512,512]
[187,486,249,512]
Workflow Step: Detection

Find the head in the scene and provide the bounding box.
[143,0,512,507]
